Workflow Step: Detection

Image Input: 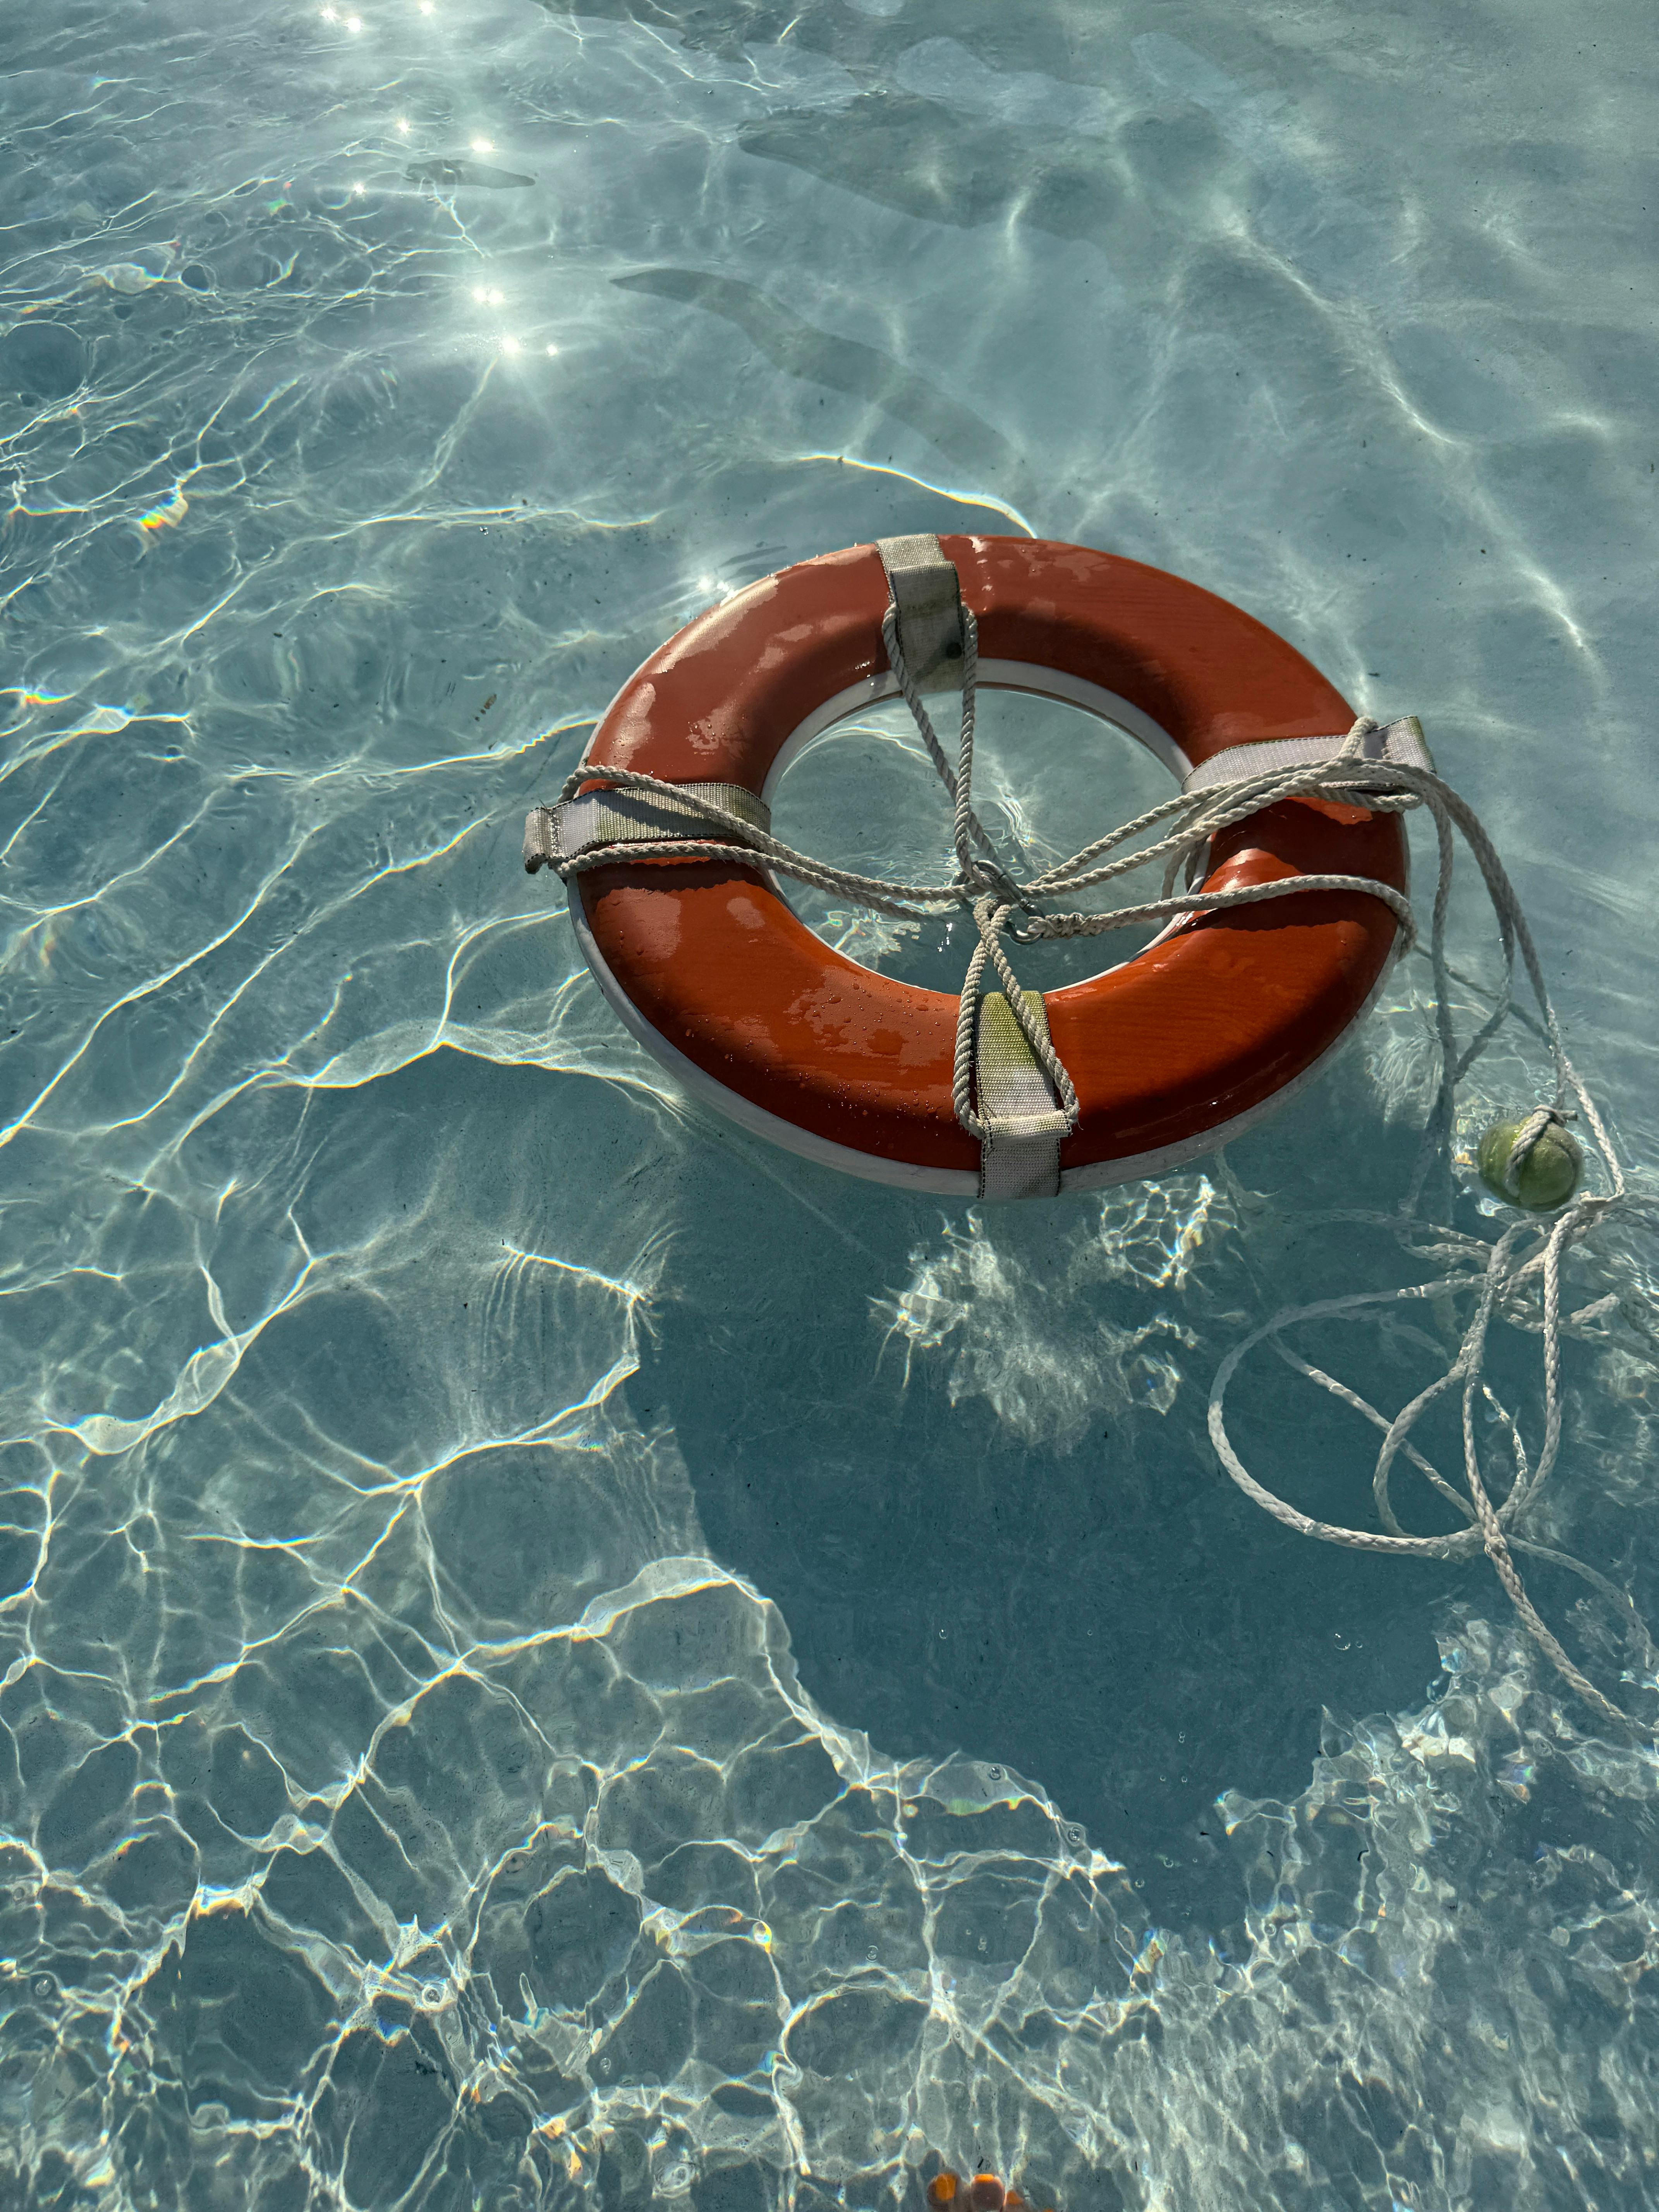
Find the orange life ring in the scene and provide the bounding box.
[566,536,1406,1195]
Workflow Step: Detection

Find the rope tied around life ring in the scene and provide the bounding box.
[523,535,1657,1738]
[527,537,1426,1195]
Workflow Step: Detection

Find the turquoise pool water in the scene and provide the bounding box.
[3,2,1658,2206]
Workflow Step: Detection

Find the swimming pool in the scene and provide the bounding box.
[3,0,1657,2205]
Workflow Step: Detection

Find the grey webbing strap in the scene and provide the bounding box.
[1181,715,1433,794]
[524,781,770,872]
[876,534,965,694]
[975,989,1067,1202]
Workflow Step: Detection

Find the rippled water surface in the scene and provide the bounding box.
[4,2,1659,2207]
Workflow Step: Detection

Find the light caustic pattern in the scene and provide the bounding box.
[3,0,1659,2208]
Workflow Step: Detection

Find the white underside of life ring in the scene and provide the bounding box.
[567,661,1398,1197]
[759,662,1192,794]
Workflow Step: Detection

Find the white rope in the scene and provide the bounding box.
[538,622,1655,1735]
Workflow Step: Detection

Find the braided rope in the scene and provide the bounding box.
[1504,1105,1568,1198]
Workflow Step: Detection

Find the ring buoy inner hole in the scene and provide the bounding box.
[763,670,1197,995]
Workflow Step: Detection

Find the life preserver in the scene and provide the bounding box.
[565,536,1407,1195]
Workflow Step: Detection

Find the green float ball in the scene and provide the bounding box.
[1477,1116,1582,1210]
